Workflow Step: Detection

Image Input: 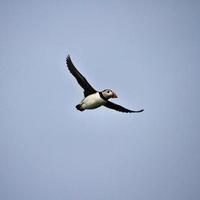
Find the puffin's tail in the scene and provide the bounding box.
[76,104,84,111]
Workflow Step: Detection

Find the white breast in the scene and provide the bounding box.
[80,93,106,110]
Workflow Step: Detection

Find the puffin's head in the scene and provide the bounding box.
[102,89,118,99]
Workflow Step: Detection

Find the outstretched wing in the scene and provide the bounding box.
[104,101,144,113]
[66,55,97,97]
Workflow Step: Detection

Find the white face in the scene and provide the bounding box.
[102,89,118,99]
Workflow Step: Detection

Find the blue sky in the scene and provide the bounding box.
[1,0,200,200]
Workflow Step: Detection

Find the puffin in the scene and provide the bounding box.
[66,55,144,113]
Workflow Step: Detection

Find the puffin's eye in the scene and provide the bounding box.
[107,91,110,93]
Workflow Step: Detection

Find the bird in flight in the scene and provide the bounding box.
[66,55,144,113]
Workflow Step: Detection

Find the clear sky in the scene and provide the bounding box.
[1,0,200,200]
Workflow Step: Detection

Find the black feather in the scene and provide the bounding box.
[66,55,96,97]
[104,101,144,113]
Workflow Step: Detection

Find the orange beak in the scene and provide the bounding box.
[112,92,118,98]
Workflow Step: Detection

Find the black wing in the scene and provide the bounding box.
[66,55,96,97]
[104,101,144,113]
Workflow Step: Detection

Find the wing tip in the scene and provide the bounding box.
[66,54,71,64]
[131,109,144,113]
